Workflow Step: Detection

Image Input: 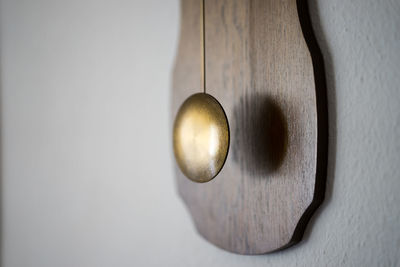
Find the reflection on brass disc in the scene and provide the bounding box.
[173,93,230,183]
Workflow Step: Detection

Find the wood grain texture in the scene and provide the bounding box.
[171,0,328,254]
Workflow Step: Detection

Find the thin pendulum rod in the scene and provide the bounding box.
[201,0,206,93]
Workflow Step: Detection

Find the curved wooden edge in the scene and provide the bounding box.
[284,0,329,250]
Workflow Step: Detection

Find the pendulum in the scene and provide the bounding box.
[173,0,230,183]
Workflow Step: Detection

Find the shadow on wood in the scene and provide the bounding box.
[232,94,288,177]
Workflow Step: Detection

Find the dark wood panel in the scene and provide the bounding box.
[171,0,327,254]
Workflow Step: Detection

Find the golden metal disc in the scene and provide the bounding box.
[173,93,230,183]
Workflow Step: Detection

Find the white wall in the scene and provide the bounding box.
[0,0,399,266]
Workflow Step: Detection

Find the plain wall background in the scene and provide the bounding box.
[0,0,399,266]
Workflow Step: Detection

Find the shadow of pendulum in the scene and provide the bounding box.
[232,94,288,177]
